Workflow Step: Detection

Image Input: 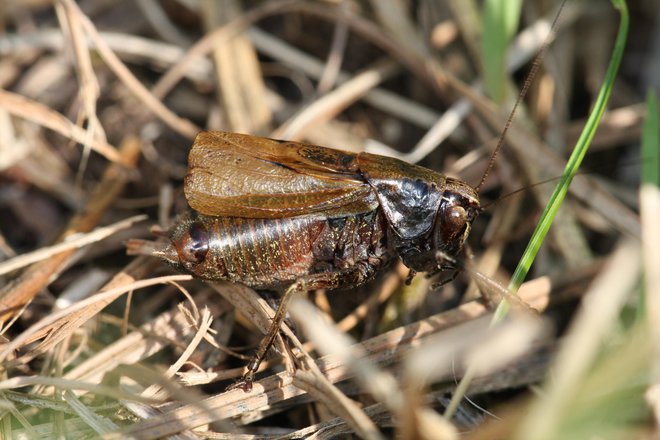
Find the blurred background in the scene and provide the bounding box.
[0,0,657,438]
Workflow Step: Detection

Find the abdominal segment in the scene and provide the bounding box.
[193,211,390,290]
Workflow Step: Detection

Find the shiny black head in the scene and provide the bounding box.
[397,177,480,274]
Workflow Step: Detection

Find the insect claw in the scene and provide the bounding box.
[404,269,417,285]
[227,372,254,393]
[240,378,253,392]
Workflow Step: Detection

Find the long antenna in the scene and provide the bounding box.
[474,0,567,193]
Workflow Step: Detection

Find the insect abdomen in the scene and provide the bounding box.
[173,210,391,290]
[196,216,325,288]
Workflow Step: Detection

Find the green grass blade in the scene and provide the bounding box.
[494,0,630,322]
[642,90,660,186]
[482,0,522,103]
[446,0,630,420]
[638,91,659,320]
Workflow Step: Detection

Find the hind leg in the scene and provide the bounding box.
[232,263,376,392]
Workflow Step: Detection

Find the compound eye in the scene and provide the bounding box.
[182,222,209,265]
[446,205,467,232]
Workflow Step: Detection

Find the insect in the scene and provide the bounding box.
[127,130,481,389]
[127,0,567,392]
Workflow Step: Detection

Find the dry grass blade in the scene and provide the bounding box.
[0,215,145,276]
[150,0,304,100]
[275,59,400,140]
[140,307,214,399]
[202,0,271,134]
[63,307,196,384]
[316,0,349,95]
[0,137,140,325]
[62,287,230,390]
[516,239,642,440]
[248,27,441,129]
[118,282,552,437]
[0,89,120,163]
[0,273,192,364]
[61,390,118,435]
[58,0,200,138]
[439,68,641,238]
[293,370,384,440]
[403,10,571,164]
[55,0,107,184]
[289,298,404,414]
[0,375,158,404]
[404,314,548,387]
[336,264,406,332]
[1,1,650,437]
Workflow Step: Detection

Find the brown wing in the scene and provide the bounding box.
[184,131,378,218]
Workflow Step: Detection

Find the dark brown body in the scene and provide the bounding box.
[135,131,481,293]
[171,209,390,290]
[127,131,481,389]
